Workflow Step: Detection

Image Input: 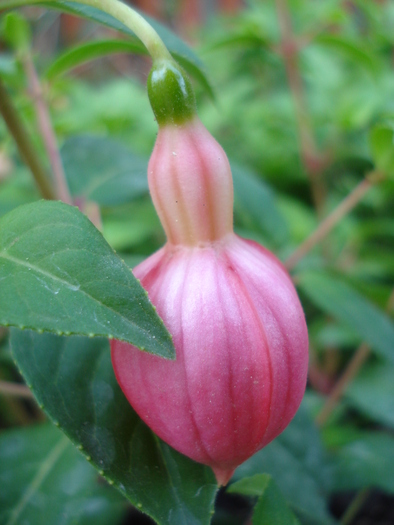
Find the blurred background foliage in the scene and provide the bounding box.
[0,0,394,524]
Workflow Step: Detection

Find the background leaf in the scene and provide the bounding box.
[346,360,394,429]
[298,271,394,364]
[229,474,300,525]
[313,34,378,73]
[232,164,289,246]
[332,432,394,494]
[0,200,174,358]
[0,422,127,525]
[10,329,217,525]
[61,135,149,206]
[233,404,333,525]
[45,39,146,80]
[0,168,39,218]
[1,12,31,52]
[369,122,394,177]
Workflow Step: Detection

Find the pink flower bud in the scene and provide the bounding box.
[111,62,308,486]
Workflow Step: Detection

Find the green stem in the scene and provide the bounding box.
[340,488,370,525]
[0,77,56,200]
[0,0,172,62]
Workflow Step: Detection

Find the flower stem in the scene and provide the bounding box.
[315,342,370,427]
[0,77,56,200]
[0,0,173,62]
[81,0,172,60]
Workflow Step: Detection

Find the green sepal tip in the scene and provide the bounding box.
[147,59,196,126]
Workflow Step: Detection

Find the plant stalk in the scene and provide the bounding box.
[0,380,33,398]
[0,77,56,200]
[274,0,326,215]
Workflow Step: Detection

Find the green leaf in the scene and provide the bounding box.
[232,164,289,245]
[314,34,378,73]
[46,39,145,80]
[10,330,218,525]
[0,423,126,525]
[228,473,271,498]
[369,122,394,177]
[298,271,394,364]
[1,12,31,52]
[0,0,214,97]
[0,168,39,218]
[207,32,269,53]
[229,474,300,525]
[233,404,333,524]
[332,432,394,493]
[61,135,149,206]
[346,360,394,429]
[0,200,174,359]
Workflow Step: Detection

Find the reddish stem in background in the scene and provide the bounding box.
[274,0,327,215]
[24,55,104,228]
[315,342,370,426]
[130,0,162,19]
[23,55,73,205]
[218,0,243,14]
[285,176,374,271]
[0,380,33,399]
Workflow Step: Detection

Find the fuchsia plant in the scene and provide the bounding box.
[2,2,394,523]
[111,60,309,486]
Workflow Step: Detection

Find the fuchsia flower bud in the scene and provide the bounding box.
[111,60,308,486]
